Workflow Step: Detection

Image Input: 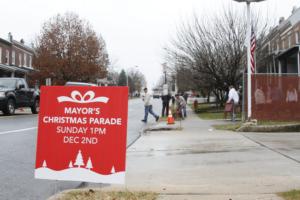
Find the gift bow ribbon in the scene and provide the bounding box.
[57,90,109,104]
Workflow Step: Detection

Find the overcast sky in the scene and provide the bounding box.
[1,0,300,88]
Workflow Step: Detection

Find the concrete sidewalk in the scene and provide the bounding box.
[107,108,300,200]
[50,108,300,200]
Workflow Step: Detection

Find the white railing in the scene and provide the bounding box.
[187,96,216,104]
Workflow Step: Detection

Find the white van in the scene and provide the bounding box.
[65,82,97,86]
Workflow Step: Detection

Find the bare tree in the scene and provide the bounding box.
[165,8,268,104]
[176,67,197,92]
[128,68,146,95]
[33,12,109,85]
[107,70,119,85]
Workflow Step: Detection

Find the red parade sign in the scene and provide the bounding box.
[35,86,128,184]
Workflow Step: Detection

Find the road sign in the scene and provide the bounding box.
[35,86,128,184]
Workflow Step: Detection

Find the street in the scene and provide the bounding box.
[1,99,300,200]
[0,98,162,200]
[2,0,300,199]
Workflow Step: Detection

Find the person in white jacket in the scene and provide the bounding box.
[141,88,159,123]
[175,94,187,119]
[227,85,239,122]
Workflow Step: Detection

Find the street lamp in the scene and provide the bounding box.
[162,63,167,84]
[233,0,266,120]
[233,0,265,2]
[127,65,139,86]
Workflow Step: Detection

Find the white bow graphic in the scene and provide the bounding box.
[57,90,109,104]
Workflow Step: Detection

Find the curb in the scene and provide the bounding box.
[126,128,143,149]
[127,122,182,148]
[237,124,300,132]
[143,122,182,132]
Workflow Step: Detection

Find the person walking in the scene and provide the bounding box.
[227,85,239,122]
[141,87,159,123]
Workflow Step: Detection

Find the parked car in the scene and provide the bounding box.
[65,81,97,86]
[0,78,40,115]
[152,90,161,99]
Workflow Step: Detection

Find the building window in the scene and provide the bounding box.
[0,47,2,63]
[5,50,9,65]
[296,32,299,44]
[282,39,285,49]
[12,51,15,65]
[270,45,272,53]
[19,54,22,67]
[24,54,27,67]
[29,56,32,68]
[277,42,279,51]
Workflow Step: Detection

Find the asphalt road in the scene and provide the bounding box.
[0,98,162,200]
[0,114,78,200]
[127,98,162,146]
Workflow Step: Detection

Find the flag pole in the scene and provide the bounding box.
[246,1,252,120]
[242,69,245,122]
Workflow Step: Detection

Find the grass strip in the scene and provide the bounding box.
[56,190,158,200]
[197,112,225,120]
[278,189,300,200]
[258,121,300,126]
[212,123,242,131]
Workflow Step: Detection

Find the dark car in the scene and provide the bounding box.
[0,78,40,115]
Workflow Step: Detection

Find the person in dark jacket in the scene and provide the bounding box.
[183,92,188,102]
[161,93,171,117]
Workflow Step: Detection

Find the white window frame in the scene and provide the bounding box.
[29,55,32,68]
[19,54,22,67]
[12,50,15,65]
[23,54,27,67]
[5,50,9,65]
[0,47,2,63]
[296,32,299,44]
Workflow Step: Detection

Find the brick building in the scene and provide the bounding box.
[258,7,300,74]
[251,7,300,121]
[0,33,34,78]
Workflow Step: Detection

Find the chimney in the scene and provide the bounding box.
[8,32,13,42]
[20,39,24,44]
[292,6,298,14]
[279,17,285,24]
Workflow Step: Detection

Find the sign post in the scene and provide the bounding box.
[35,86,128,184]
